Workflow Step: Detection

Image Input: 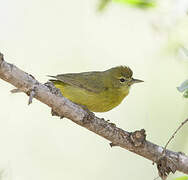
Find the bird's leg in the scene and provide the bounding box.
[44,81,63,97]
[74,103,91,113]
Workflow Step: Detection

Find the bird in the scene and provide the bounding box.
[49,66,143,112]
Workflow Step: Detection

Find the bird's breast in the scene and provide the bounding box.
[54,83,129,112]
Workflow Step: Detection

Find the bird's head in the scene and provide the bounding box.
[106,66,143,89]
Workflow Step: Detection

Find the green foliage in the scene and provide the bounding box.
[173,176,188,180]
[97,0,156,11]
[177,80,188,98]
[97,0,111,11]
[113,0,156,8]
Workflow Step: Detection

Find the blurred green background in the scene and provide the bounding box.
[0,0,188,180]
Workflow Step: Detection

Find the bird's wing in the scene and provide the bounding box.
[49,72,105,93]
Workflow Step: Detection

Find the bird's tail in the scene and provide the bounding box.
[47,75,57,79]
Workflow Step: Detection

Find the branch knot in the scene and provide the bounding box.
[157,156,177,180]
[130,129,146,147]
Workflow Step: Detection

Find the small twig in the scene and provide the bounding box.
[156,118,188,179]
[28,87,36,105]
[163,118,188,154]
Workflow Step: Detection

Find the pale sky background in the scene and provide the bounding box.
[0,0,188,180]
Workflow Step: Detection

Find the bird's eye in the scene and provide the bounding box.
[119,78,125,83]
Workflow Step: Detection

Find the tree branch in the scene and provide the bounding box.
[0,53,187,179]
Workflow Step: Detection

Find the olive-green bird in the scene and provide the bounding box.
[49,66,143,112]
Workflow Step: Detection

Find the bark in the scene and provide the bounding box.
[0,53,187,179]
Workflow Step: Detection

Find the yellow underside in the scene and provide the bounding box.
[54,82,129,112]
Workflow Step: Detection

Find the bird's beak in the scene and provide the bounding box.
[131,78,144,84]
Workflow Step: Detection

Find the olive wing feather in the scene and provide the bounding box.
[49,72,105,93]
